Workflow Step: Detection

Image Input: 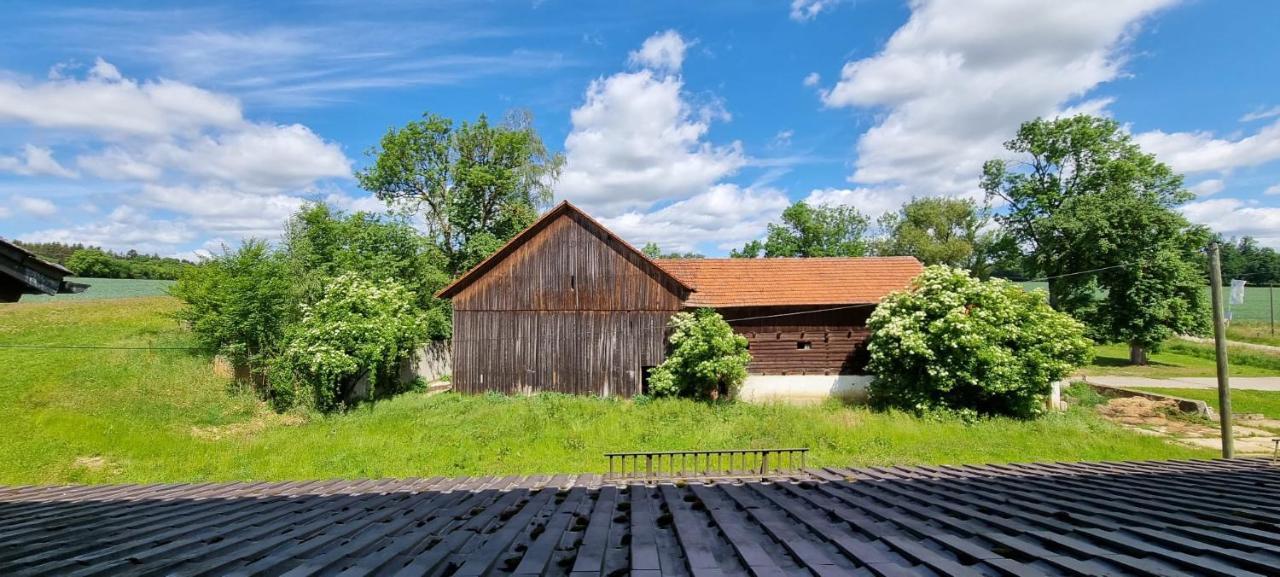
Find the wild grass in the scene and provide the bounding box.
[0,296,1211,485]
[1082,342,1280,378]
[1227,321,1280,348]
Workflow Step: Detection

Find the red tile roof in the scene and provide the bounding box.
[655,256,923,307]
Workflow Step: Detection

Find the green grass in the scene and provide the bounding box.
[15,277,175,302]
[1228,321,1280,348]
[1018,281,1278,322]
[0,297,1212,485]
[1128,387,1280,420]
[1082,342,1280,378]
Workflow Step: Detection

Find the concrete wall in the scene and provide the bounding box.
[738,374,872,404]
[404,340,451,385]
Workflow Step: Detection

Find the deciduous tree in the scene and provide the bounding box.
[875,197,997,276]
[732,201,869,258]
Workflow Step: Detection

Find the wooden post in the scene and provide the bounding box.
[1270,284,1275,336]
[1208,242,1234,458]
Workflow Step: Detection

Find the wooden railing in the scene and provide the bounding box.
[603,448,809,483]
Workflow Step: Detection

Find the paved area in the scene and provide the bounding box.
[3,459,1280,576]
[1083,375,1280,390]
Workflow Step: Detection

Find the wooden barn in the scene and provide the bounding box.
[437,202,922,397]
[0,238,87,302]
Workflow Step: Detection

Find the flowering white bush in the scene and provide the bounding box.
[866,266,1091,418]
[648,309,751,400]
[271,273,427,411]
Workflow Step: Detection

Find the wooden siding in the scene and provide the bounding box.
[450,212,685,396]
[721,306,874,375]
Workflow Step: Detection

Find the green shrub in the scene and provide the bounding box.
[648,309,751,400]
[270,274,428,411]
[867,266,1092,418]
[170,240,294,365]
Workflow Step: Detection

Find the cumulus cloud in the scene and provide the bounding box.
[1266,184,1280,196]
[24,205,197,253]
[1182,198,1280,247]
[560,31,745,216]
[1133,119,1280,175]
[803,186,919,221]
[0,59,353,253]
[1187,178,1225,197]
[802,72,821,87]
[1241,106,1280,123]
[601,185,790,253]
[12,196,58,218]
[821,0,1176,200]
[0,145,77,178]
[0,57,241,138]
[627,30,687,73]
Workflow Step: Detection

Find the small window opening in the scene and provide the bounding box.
[570,274,576,290]
[797,341,812,350]
[641,365,656,395]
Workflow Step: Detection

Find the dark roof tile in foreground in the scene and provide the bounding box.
[1,458,1278,576]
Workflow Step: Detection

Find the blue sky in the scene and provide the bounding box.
[1,0,1279,258]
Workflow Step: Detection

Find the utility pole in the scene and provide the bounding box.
[1208,242,1233,458]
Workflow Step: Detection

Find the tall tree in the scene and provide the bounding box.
[875,197,997,276]
[356,110,563,276]
[983,115,1209,364]
[732,201,870,258]
[640,242,703,259]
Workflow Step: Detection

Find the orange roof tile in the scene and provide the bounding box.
[654,256,923,308]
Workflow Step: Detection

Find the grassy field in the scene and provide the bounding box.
[0,296,1211,485]
[17,277,174,302]
[1081,342,1280,378]
[1228,321,1280,347]
[1018,281,1278,322]
[1128,387,1280,420]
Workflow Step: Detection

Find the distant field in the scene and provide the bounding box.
[1018,281,1278,322]
[15,277,174,302]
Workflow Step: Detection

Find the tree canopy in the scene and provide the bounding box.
[731,201,869,258]
[356,110,563,277]
[982,115,1209,363]
[875,197,997,276]
[641,242,703,259]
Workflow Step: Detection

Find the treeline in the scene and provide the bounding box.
[1215,236,1280,285]
[14,241,193,280]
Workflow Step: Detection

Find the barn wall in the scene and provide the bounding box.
[450,212,685,396]
[720,305,875,375]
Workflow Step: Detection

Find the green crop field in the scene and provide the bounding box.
[1018,281,1279,322]
[15,277,175,302]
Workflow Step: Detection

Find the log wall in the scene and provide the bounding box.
[721,306,874,375]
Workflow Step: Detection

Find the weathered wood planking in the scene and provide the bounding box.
[723,306,874,375]
[450,211,685,396]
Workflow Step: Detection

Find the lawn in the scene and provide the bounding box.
[1129,387,1280,420]
[0,296,1211,485]
[1081,342,1280,378]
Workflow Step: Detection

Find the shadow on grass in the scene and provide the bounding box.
[1089,355,1180,369]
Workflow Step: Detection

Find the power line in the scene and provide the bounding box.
[1023,262,1136,283]
[722,303,875,323]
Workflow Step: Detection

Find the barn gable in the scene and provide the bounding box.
[444,202,690,397]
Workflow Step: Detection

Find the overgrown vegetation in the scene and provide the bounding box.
[0,297,1210,485]
[647,309,751,400]
[867,266,1092,418]
[172,205,450,410]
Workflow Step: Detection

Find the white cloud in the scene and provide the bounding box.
[1182,198,1280,247]
[76,147,164,181]
[820,0,1176,205]
[137,184,304,238]
[0,206,10,219]
[802,72,821,87]
[1133,119,1280,174]
[25,205,197,253]
[560,31,745,215]
[627,30,687,73]
[601,185,790,252]
[0,57,242,138]
[13,196,58,217]
[790,0,845,22]
[1265,184,1280,196]
[1188,178,1225,197]
[1241,106,1280,123]
[803,186,918,221]
[0,144,77,178]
